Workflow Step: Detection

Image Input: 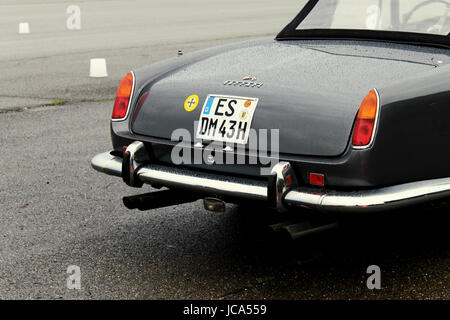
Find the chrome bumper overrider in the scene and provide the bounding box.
[92,148,450,213]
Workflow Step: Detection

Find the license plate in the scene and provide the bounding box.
[195,94,259,144]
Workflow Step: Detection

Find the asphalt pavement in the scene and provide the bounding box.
[0,0,448,300]
[0,0,304,108]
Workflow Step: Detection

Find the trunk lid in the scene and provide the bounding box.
[131,40,437,157]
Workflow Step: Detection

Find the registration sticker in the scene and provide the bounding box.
[184,94,199,112]
[195,94,259,144]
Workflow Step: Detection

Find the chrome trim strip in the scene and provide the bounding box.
[284,178,450,212]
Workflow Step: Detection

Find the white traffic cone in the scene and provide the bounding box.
[19,22,30,34]
[89,58,108,78]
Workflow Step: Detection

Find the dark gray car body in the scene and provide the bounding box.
[110,37,450,189]
[88,0,450,213]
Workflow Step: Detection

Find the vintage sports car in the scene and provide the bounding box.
[92,0,450,213]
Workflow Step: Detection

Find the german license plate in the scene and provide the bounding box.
[195,95,259,144]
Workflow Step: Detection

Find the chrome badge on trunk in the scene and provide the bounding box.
[223,80,263,88]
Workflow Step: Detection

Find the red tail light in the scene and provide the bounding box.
[309,173,325,186]
[352,89,379,148]
[112,72,134,120]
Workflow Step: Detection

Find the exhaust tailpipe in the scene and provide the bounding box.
[123,190,199,211]
[283,221,338,240]
[203,198,226,213]
[269,220,338,240]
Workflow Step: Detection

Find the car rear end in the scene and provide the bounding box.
[92,39,450,213]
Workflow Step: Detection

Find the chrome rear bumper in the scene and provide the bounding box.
[91,152,267,201]
[284,180,450,212]
[92,150,450,213]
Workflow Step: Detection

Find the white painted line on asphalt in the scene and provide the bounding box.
[18,22,30,34]
[89,58,108,78]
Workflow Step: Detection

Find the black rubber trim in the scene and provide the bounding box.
[132,164,144,188]
[267,173,277,208]
[122,151,131,185]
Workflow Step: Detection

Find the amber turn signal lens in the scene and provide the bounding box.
[352,89,379,147]
[112,72,134,120]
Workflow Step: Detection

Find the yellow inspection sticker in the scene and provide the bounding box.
[184,95,199,112]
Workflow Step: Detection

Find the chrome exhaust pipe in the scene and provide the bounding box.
[203,198,226,213]
[123,190,199,211]
[283,221,338,240]
[269,220,338,240]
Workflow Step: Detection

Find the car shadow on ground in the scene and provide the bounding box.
[221,201,449,298]
[72,197,448,299]
[233,200,449,265]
